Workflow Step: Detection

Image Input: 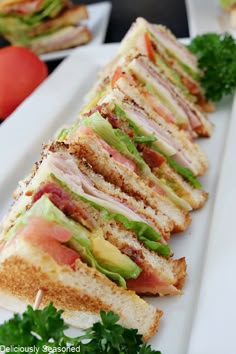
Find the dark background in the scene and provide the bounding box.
[47,0,189,72]
[85,0,189,42]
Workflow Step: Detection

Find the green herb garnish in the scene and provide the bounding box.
[188,33,236,102]
[0,303,161,353]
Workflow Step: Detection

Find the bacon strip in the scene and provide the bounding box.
[141,146,166,168]
[33,182,96,230]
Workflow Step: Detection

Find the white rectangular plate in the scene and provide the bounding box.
[0,43,235,353]
[186,0,236,37]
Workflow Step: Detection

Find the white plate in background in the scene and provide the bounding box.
[0,43,236,353]
[185,0,236,37]
[40,1,112,61]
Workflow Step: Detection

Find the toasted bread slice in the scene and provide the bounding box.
[25,5,89,37]
[68,132,191,234]
[7,25,91,54]
[0,144,187,296]
[0,237,162,341]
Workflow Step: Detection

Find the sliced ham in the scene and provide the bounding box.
[141,88,176,124]
[124,105,195,170]
[99,139,137,173]
[129,57,189,124]
[116,69,177,125]
[40,151,167,244]
[132,56,204,131]
[148,22,199,72]
[48,152,154,223]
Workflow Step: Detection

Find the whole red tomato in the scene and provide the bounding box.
[0,46,48,119]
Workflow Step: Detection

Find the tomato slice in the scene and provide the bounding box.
[74,126,138,173]
[99,138,138,173]
[18,215,80,268]
[142,146,166,168]
[181,76,199,95]
[111,66,124,88]
[142,89,176,124]
[144,32,155,62]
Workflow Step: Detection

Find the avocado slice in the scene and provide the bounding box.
[91,236,141,279]
[7,195,141,288]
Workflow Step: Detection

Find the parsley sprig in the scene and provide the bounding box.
[188,33,236,102]
[0,303,161,354]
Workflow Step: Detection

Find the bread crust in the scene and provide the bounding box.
[68,134,191,234]
[0,0,43,9]
[0,239,162,341]
[154,162,208,210]
[24,5,89,37]
[27,25,91,54]
[0,144,186,297]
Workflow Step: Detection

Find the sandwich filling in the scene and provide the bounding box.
[118,17,208,107]
[0,0,91,52]
[126,56,212,136]
[79,102,203,184]
[1,149,188,295]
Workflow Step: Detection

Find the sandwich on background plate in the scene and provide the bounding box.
[0,0,91,54]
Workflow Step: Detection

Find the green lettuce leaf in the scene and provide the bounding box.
[151,145,202,188]
[0,0,65,38]
[8,194,90,248]
[133,135,157,143]
[82,111,191,209]
[114,104,142,135]
[81,111,149,173]
[219,0,236,8]
[8,195,138,287]
[53,175,170,257]
[76,195,171,258]
[68,239,129,288]
[56,121,78,142]
[112,108,201,188]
